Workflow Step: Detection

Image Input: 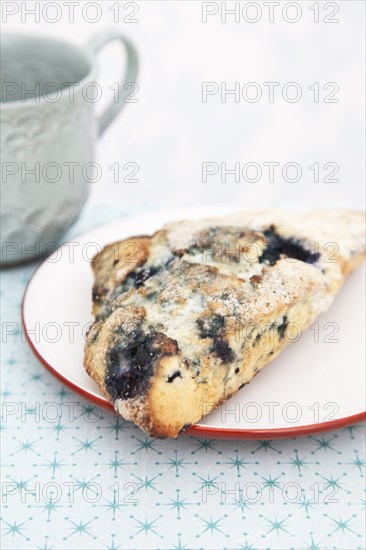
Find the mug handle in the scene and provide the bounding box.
[87,31,138,136]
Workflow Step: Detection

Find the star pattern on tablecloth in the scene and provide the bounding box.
[1,211,365,550]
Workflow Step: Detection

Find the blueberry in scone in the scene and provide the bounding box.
[84,210,366,438]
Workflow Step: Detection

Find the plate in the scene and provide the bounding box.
[22,205,366,439]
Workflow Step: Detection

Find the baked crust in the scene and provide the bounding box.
[84,210,365,438]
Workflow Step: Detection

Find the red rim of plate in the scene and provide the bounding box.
[22,253,366,441]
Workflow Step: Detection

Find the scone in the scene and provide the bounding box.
[84,210,365,438]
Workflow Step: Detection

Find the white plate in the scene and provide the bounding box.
[23,205,366,438]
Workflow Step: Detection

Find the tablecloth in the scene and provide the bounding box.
[1,203,365,550]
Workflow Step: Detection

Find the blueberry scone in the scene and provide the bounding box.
[84,210,365,438]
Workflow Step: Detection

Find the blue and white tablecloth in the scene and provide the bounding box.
[1,205,365,550]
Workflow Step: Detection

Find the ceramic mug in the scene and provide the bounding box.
[0,31,138,265]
